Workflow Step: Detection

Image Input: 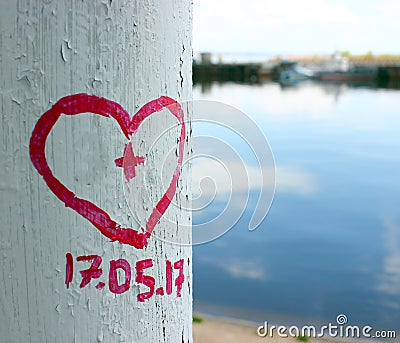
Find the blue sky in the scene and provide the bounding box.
[193,0,400,55]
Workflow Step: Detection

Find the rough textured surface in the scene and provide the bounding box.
[0,1,192,341]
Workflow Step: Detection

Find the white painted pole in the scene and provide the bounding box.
[0,1,192,342]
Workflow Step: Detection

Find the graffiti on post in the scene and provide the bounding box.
[65,253,186,301]
[29,94,187,299]
[29,93,186,248]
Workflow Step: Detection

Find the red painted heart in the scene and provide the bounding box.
[30,93,185,249]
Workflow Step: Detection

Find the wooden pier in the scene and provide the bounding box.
[377,66,400,88]
[193,61,400,88]
[193,62,260,83]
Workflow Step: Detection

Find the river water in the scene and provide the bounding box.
[192,80,400,332]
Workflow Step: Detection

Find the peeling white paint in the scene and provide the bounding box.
[0,0,192,341]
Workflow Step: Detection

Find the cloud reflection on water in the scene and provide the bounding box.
[378,219,400,300]
[193,159,317,197]
[199,256,267,281]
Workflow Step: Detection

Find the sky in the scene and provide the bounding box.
[193,0,400,56]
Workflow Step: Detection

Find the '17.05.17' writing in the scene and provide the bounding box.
[65,253,185,302]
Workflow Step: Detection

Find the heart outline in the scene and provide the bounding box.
[29,93,186,249]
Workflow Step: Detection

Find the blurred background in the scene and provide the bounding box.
[191,0,400,333]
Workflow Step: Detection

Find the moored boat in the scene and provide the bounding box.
[274,61,314,84]
[317,66,377,82]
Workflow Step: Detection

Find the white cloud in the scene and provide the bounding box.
[246,0,357,27]
[194,0,400,54]
[376,0,400,22]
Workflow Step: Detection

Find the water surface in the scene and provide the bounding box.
[192,80,400,331]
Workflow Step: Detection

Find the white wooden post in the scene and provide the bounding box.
[0,1,192,342]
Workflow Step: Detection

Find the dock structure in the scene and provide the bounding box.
[193,53,400,87]
[377,66,400,88]
[193,61,260,83]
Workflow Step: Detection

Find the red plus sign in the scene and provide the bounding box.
[115,142,145,182]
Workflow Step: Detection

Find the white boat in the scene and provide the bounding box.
[276,61,314,84]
